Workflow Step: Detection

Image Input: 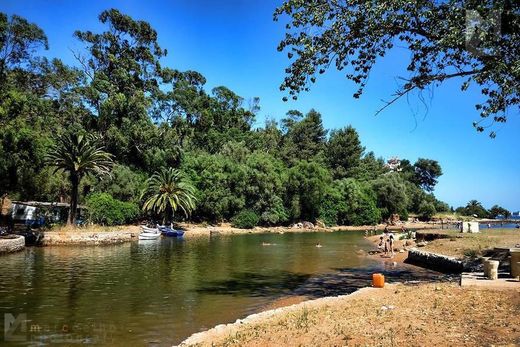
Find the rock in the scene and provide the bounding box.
[302,221,314,229]
[416,241,428,247]
[399,249,405,253]
[0,235,25,254]
[315,220,326,228]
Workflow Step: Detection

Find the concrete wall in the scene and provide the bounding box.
[41,230,138,245]
[407,248,464,273]
[462,222,480,233]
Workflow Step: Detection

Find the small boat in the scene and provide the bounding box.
[138,232,161,240]
[141,226,160,234]
[157,225,185,237]
[138,225,161,240]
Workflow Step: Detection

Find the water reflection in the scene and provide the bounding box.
[0,231,446,346]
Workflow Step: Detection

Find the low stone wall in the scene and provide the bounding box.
[0,235,25,254]
[406,248,464,273]
[41,230,139,246]
[415,231,453,242]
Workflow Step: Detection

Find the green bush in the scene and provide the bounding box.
[418,201,436,220]
[231,210,260,229]
[85,193,140,226]
[260,196,289,225]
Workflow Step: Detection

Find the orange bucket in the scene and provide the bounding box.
[372,273,385,288]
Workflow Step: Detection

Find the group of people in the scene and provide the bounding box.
[378,226,395,258]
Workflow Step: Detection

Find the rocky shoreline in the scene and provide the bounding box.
[40,228,140,245]
[0,235,25,254]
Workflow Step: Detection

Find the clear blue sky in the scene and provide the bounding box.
[3,0,519,211]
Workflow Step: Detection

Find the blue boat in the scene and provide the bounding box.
[157,225,185,237]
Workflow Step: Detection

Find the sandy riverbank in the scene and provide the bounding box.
[37,221,443,245]
[177,221,436,238]
[177,282,520,346]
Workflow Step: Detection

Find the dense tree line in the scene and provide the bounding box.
[455,200,512,219]
[0,10,450,227]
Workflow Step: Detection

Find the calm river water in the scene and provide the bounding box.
[0,231,446,346]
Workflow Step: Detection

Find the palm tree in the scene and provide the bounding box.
[141,167,196,224]
[45,132,113,225]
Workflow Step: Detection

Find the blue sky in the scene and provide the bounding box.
[2,0,519,211]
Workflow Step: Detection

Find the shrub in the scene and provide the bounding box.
[231,210,259,229]
[260,196,289,226]
[85,193,140,226]
[418,201,436,220]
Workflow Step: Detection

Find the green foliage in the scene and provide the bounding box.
[141,167,196,223]
[336,179,380,226]
[274,1,519,137]
[325,126,364,179]
[456,200,489,218]
[0,13,48,76]
[282,109,326,163]
[371,174,408,220]
[91,164,146,202]
[1,10,462,228]
[351,152,388,181]
[489,205,511,219]
[231,210,259,229]
[86,193,139,225]
[418,201,437,221]
[181,152,247,222]
[413,158,443,192]
[260,196,288,226]
[45,131,113,224]
[286,160,331,222]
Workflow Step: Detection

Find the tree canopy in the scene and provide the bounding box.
[274,0,519,137]
[0,9,471,227]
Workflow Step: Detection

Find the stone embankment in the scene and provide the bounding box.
[41,229,139,245]
[0,235,25,254]
[406,248,464,272]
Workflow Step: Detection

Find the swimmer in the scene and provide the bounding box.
[315,242,322,248]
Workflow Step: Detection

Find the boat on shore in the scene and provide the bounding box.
[158,225,185,237]
[139,226,161,240]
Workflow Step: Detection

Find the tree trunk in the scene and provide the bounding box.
[68,173,79,226]
[163,205,173,226]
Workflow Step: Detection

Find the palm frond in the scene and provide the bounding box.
[141,167,197,221]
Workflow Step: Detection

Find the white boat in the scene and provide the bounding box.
[138,232,161,240]
[141,226,160,234]
[138,225,161,240]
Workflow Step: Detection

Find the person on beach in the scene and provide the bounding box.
[388,233,395,257]
[378,236,384,250]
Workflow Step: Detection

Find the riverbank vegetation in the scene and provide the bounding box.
[0,9,483,228]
